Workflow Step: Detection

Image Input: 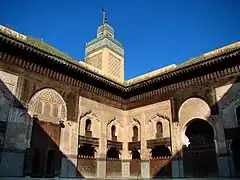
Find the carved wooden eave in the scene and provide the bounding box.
[78,135,99,147]
[1,32,240,110]
[0,33,126,91]
[147,137,171,149]
[128,141,141,150]
[107,140,123,150]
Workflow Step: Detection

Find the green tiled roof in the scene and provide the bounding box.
[1,25,239,87]
[26,36,74,62]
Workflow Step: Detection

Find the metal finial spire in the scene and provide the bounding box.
[102,8,108,24]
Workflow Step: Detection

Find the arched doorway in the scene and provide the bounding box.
[183,118,217,177]
[25,88,66,177]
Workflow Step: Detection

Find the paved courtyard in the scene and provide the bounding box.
[0,178,239,180]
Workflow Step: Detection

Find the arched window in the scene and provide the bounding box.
[133,126,138,142]
[111,125,116,141]
[236,106,240,127]
[85,119,92,136]
[156,121,163,139]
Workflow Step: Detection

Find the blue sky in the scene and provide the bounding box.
[1,0,239,79]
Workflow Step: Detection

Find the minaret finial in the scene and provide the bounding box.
[102,8,108,24]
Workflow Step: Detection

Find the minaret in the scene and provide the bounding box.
[85,9,124,81]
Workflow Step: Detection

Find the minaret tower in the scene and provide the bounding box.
[85,9,124,80]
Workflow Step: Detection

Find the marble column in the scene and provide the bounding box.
[60,121,78,178]
[140,115,150,179]
[97,120,107,178]
[121,135,131,178]
[214,118,231,177]
[171,122,184,178]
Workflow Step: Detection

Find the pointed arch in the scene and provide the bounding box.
[147,113,170,139]
[79,111,100,138]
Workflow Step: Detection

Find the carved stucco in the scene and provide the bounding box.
[127,118,141,142]
[147,114,170,139]
[179,97,212,146]
[215,82,240,128]
[79,111,100,138]
[28,88,67,123]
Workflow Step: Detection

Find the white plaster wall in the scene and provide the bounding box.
[127,100,172,159]
[79,97,125,157]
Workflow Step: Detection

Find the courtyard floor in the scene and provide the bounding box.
[0,178,239,180]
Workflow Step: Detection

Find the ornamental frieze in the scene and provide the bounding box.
[220,90,240,114]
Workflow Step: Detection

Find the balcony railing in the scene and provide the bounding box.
[78,135,99,147]
[147,137,171,149]
[107,140,122,150]
[128,141,141,150]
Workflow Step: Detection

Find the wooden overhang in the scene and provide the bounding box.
[107,140,123,150]
[78,135,99,147]
[1,32,240,107]
[147,137,171,149]
[128,141,141,150]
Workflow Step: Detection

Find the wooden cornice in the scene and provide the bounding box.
[1,34,240,110]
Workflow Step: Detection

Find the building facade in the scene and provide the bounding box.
[0,19,240,179]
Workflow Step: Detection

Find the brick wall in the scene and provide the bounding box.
[106,159,122,177]
[150,157,172,178]
[130,159,141,176]
[77,157,97,177]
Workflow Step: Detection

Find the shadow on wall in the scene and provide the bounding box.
[1,75,240,178]
[150,77,240,178]
[0,78,82,178]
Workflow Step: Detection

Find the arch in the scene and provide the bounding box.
[28,88,67,124]
[156,121,163,133]
[147,114,170,139]
[111,125,116,139]
[85,119,91,132]
[132,126,138,142]
[183,118,215,147]
[107,118,122,141]
[179,97,211,128]
[156,121,163,139]
[79,112,100,138]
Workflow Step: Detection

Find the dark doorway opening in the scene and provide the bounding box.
[78,144,95,157]
[185,119,214,146]
[151,145,171,158]
[231,138,240,177]
[107,147,120,159]
[46,150,55,177]
[131,149,140,160]
[183,118,217,178]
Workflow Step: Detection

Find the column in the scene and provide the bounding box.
[60,122,78,178]
[171,122,184,178]
[97,121,107,178]
[214,118,231,177]
[121,138,130,178]
[140,115,150,179]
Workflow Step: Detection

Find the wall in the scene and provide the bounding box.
[0,70,29,177]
